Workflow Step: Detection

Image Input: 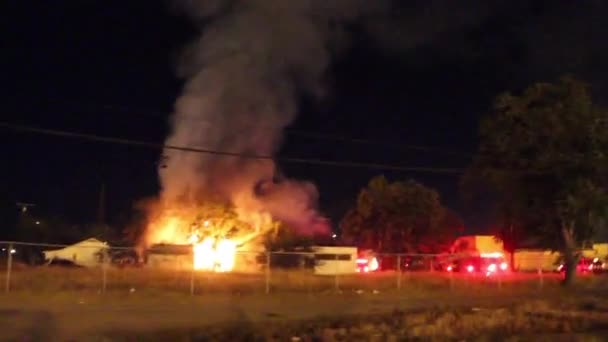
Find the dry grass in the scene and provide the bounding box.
[1,267,608,340]
[97,299,608,341]
[0,266,586,296]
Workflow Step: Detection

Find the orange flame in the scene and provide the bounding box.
[146,203,276,272]
[191,236,236,272]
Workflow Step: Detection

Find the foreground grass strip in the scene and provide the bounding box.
[98,303,608,341]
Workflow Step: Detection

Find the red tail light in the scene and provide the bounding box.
[500,262,508,271]
[446,265,453,272]
[466,265,474,273]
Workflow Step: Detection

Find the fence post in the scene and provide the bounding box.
[397,254,401,290]
[5,243,13,293]
[334,253,339,292]
[101,253,107,294]
[265,252,271,294]
[538,264,543,290]
[190,266,195,296]
[307,252,312,296]
[449,265,454,291]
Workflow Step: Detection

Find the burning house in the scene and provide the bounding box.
[143,209,271,272]
[139,1,380,269]
[145,241,264,273]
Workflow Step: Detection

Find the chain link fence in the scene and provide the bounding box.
[0,240,599,296]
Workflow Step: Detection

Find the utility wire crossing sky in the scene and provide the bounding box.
[0,122,465,174]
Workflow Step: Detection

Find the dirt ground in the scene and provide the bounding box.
[0,286,600,341]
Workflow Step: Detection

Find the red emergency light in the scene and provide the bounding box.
[356,257,379,273]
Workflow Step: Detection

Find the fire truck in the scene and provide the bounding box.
[356,249,379,273]
[444,235,510,275]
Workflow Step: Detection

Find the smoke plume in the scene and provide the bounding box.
[159,0,381,234]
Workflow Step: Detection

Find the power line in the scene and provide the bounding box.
[0,122,464,174]
[22,97,472,157]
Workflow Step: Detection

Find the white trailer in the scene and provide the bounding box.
[312,246,357,275]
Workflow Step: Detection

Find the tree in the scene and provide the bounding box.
[136,196,282,248]
[262,222,315,269]
[340,175,459,253]
[466,76,608,285]
[11,211,89,264]
[422,208,464,253]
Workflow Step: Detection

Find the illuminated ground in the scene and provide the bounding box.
[1,269,607,340]
[2,285,608,340]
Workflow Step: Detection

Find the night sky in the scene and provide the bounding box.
[2,1,607,236]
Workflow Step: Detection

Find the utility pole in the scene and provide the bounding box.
[15,203,36,252]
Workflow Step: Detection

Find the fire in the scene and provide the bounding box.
[215,239,236,272]
[146,212,239,272]
[193,237,214,270]
[145,203,277,273]
[191,236,236,272]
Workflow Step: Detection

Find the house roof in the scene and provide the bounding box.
[43,238,108,253]
[147,244,192,255]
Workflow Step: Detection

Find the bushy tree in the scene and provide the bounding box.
[340,175,461,253]
[262,222,315,269]
[133,197,281,246]
[466,76,608,285]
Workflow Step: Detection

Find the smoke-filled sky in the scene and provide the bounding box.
[2,0,608,235]
[159,0,389,234]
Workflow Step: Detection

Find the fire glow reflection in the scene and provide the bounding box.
[191,236,237,272]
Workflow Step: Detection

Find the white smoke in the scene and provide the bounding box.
[159,1,382,233]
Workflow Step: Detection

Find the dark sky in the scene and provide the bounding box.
[2,0,607,235]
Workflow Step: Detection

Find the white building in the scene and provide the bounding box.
[43,238,109,267]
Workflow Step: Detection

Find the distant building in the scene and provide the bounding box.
[144,244,193,270]
[43,238,108,267]
[513,243,608,272]
[144,243,263,272]
[582,243,608,259]
[512,249,560,272]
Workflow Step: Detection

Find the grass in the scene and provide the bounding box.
[0,265,583,296]
[1,267,608,340]
[96,299,608,341]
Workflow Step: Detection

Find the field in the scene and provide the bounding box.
[0,265,579,295]
[1,267,608,340]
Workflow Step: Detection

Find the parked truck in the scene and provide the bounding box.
[444,235,510,274]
